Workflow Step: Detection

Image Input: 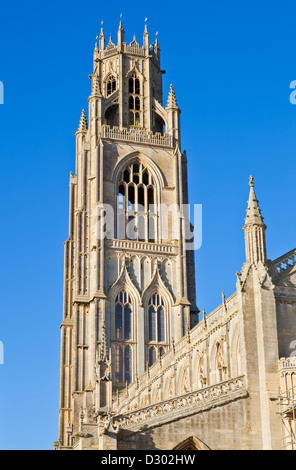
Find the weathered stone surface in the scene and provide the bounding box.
[55,21,296,451]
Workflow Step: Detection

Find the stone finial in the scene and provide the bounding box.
[77,109,88,133]
[106,35,115,50]
[143,19,149,49]
[243,175,267,265]
[244,175,265,228]
[154,33,160,51]
[117,19,125,46]
[99,26,105,50]
[166,84,178,109]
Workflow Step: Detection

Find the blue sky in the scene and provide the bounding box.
[0,0,295,450]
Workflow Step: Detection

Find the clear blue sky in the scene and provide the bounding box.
[0,0,295,450]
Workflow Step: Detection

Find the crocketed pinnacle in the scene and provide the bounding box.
[77,109,88,133]
[91,75,101,97]
[100,321,109,363]
[166,84,178,108]
[244,175,265,227]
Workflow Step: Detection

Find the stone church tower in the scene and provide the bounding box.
[55,20,296,451]
[56,21,198,450]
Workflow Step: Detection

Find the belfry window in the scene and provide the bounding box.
[128,74,141,126]
[106,75,116,96]
[117,160,157,242]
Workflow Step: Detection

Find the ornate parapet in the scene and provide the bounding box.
[278,357,296,394]
[105,238,178,256]
[101,125,173,148]
[270,248,296,278]
[113,376,247,433]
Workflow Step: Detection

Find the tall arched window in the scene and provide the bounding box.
[106,75,117,96]
[128,74,141,126]
[115,292,132,340]
[113,291,134,386]
[147,293,167,367]
[117,160,158,242]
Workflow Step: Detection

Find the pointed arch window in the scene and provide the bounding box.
[106,75,117,96]
[117,160,158,242]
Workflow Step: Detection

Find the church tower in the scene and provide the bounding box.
[56,20,198,450]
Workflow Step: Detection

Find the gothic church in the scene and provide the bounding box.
[54,21,296,450]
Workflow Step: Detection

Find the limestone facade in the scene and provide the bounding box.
[55,21,296,450]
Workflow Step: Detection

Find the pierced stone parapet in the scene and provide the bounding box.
[101,125,173,147]
[278,357,296,371]
[272,248,296,276]
[105,239,178,255]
